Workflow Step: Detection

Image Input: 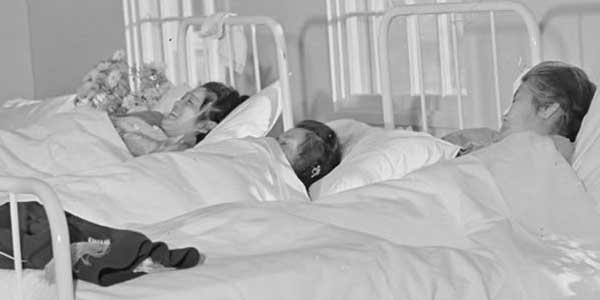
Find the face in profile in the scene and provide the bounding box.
[276,128,311,165]
[500,83,547,138]
[161,88,216,137]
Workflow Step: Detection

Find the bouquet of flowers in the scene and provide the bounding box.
[122,62,173,112]
[75,50,173,114]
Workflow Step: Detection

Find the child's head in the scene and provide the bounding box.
[502,61,596,141]
[161,82,248,143]
[276,120,342,189]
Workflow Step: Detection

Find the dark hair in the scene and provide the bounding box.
[292,120,342,189]
[522,61,596,141]
[193,81,249,143]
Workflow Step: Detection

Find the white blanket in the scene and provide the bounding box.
[11,137,309,228]
[0,108,131,177]
[75,132,600,299]
[3,132,599,300]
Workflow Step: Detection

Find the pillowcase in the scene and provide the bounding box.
[0,94,76,130]
[309,119,461,199]
[200,81,282,146]
[572,90,600,207]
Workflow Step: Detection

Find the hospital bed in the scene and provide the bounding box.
[0,14,293,177]
[2,2,600,300]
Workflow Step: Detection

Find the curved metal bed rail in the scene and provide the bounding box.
[378,1,542,130]
[0,177,73,300]
[177,16,294,130]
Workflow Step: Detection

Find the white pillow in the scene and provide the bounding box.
[309,119,461,199]
[572,90,600,206]
[200,81,282,146]
[0,94,76,130]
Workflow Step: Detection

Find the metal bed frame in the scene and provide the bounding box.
[122,1,294,130]
[378,1,541,131]
[176,16,294,131]
[1,177,74,300]
[327,1,541,131]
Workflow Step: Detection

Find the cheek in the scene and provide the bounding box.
[508,105,528,122]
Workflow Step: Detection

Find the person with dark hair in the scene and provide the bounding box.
[112,81,248,156]
[275,120,342,189]
[443,61,596,159]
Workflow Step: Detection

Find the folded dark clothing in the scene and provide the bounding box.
[0,202,204,286]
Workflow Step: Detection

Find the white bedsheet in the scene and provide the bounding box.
[3,132,599,300]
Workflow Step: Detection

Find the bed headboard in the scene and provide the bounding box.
[176,16,294,131]
[122,3,294,130]
[378,1,541,131]
[327,1,541,135]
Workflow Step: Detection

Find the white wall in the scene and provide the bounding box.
[519,0,600,83]
[0,0,35,101]
[26,0,125,98]
[3,0,598,120]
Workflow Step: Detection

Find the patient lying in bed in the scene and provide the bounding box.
[443,61,596,161]
[111,82,248,156]
[276,120,342,189]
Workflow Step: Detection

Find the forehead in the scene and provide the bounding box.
[184,87,207,100]
[514,82,535,99]
[283,128,311,137]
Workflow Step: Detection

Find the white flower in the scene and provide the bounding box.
[83,69,100,82]
[106,70,121,88]
[96,62,112,71]
[122,95,136,109]
[92,93,107,107]
[112,49,126,61]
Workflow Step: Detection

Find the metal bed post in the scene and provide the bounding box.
[378,1,541,131]
[334,0,349,101]
[226,24,236,87]
[1,177,74,300]
[122,0,136,90]
[489,11,503,129]
[250,25,262,93]
[326,0,339,103]
[132,0,144,91]
[413,20,428,132]
[155,0,167,65]
[450,13,465,130]
[177,16,294,130]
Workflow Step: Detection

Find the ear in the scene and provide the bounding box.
[537,102,561,120]
[195,120,217,134]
